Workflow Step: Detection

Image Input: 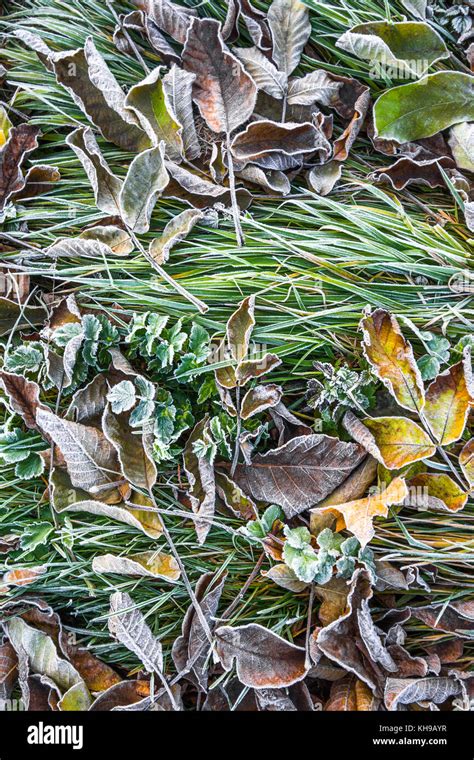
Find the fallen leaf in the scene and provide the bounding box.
[236,166,291,195]
[234,433,366,518]
[125,67,183,160]
[371,156,455,190]
[50,37,149,151]
[215,470,256,520]
[307,161,342,195]
[240,384,282,420]
[0,372,49,434]
[315,577,349,627]
[142,0,196,44]
[263,564,308,593]
[360,307,425,413]
[333,87,370,162]
[326,675,378,710]
[336,21,448,77]
[11,164,60,202]
[183,417,215,544]
[287,69,341,106]
[233,46,286,99]
[344,414,436,470]
[384,676,461,711]
[449,122,474,173]
[149,208,202,265]
[66,127,123,216]
[0,124,40,210]
[119,142,169,233]
[320,477,408,548]
[215,622,309,688]
[235,353,282,385]
[182,18,256,135]
[108,591,163,674]
[92,551,180,582]
[460,438,474,485]
[165,160,251,209]
[374,71,474,142]
[102,404,157,490]
[162,65,201,160]
[36,409,121,499]
[267,0,311,77]
[231,120,330,163]
[423,351,474,445]
[406,473,468,513]
[3,565,47,587]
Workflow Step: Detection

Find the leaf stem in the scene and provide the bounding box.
[230,384,241,477]
[225,133,245,247]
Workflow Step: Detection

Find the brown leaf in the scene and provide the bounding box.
[371,156,455,190]
[162,65,202,160]
[109,591,163,675]
[0,372,49,435]
[182,18,257,135]
[235,353,282,385]
[183,417,216,544]
[226,295,255,363]
[102,404,157,490]
[231,120,330,164]
[165,160,251,209]
[233,433,366,518]
[0,124,40,210]
[315,577,349,627]
[92,551,180,582]
[263,564,308,593]
[90,679,150,711]
[410,601,474,639]
[384,676,462,711]
[320,477,408,548]
[307,161,342,196]
[234,46,287,99]
[11,164,60,202]
[3,565,47,587]
[360,307,425,413]
[215,470,256,520]
[141,0,197,44]
[215,623,309,688]
[240,384,282,420]
[172,571,226,690]
[66,127,123,216]
[333,88,370,162]
[423,350,474,445]
[0,641,17,703]
[326,675,379,710]
[317,569,397,696]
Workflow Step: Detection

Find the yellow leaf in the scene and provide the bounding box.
[360,307,425,413]
[407,473,468,512]
[320,477,408,548]
[326,675,377,710]
[357,416,436,470]
[423,351,474,445]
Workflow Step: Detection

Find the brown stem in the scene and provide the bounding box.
[230,384,241,477]
[105,0,150,75]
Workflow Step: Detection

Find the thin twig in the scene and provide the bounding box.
[218,551,265,621]
[304,584,315,670]
[225,133,245,247]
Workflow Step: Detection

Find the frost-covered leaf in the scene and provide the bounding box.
[102,403,157,489]
[226,296,255,363]
[162,65,201,160]
[233,46,287,99]
[108,591,163,674]
[423,350,474,445]
[183,418,215,544]
[119,142,169,233]
[182,18,257,134]
[149,208,202,265]
[93,551,180,582]
[449,122,474,173]
[374,72,474,142]
[460,438,474,486]
[307,161,342,196]
[406,473,468,513]
[107,381,136,414]
[231,120,330,163]
[287,70,341,106]
[240,384,282,420]
[0,124,40,211]
[215,623,309,688]
[263,563,308,592]
[267,0,311,77]
[384,676,461,711]
[66,127,123,216]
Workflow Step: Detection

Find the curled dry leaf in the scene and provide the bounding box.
[0,124,40,211]
[0,372,49,435]
[235,352,282,385]
[233,46,286,99]
[142,0,197,44]
[66,127,122,216]
[384,676,462,711]
[149,208,202,265]
[50,38,149,152]
[344,411,436,470]
[233,433,366,518]
[214,622,309,688]
[215,470,256,520]
[307,161,342,196]
[165,160,251,210]
[183,417,215,544]
[109,591,163,674]
[423,351,474,445]
[320,477,408,549]
[371,156,454,190]
[449,122,474,173]
[287,69,341,107]
[360,307,425,413]
[11,164,60,202]
[162,65,201,160]
[226,295,255,364]
[92,551,180,582]
[410,601,474,638]
[102,404,157,490]
[231,120,330,163]
[240,383,282,420]
[315,577,350,627]
[172,570,226,690]
[333,87,370,162]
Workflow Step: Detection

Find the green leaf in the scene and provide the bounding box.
[15,452,45,480]
[82,314,102,366]
[20,520,53,551]
[337,22,448,78]
[107,380,137,414]
[374,72,474,142]
[417,354,440,381]
[4,344,43,374]
[52,322,83,347]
